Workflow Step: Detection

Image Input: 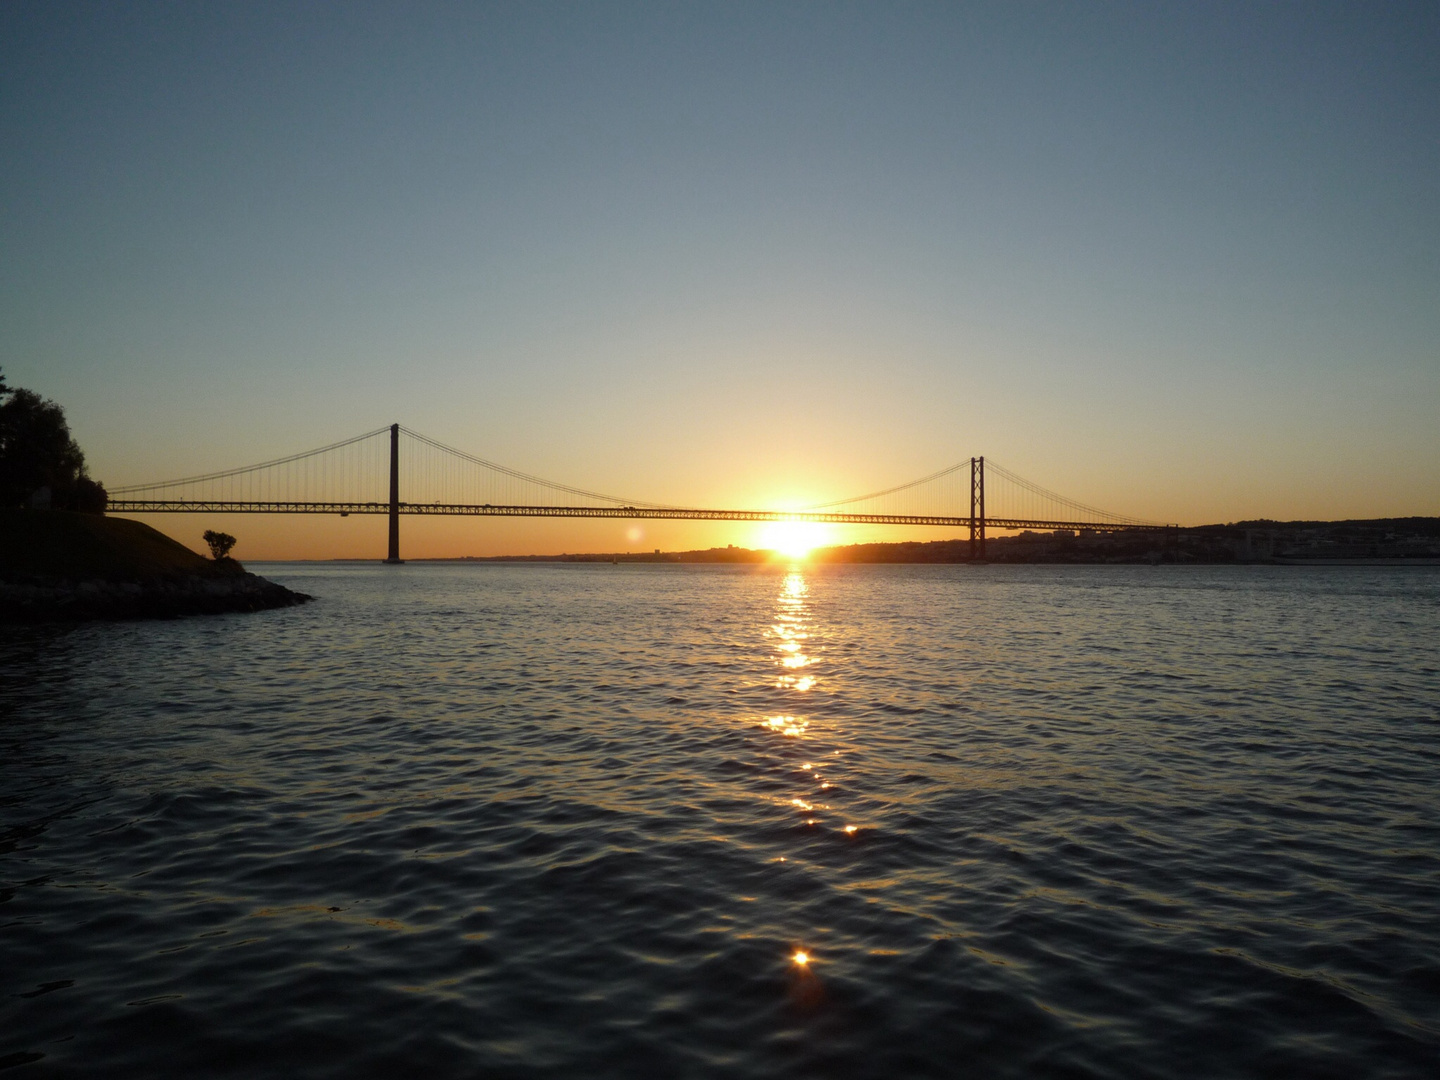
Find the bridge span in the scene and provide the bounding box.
[109,424,1169,561]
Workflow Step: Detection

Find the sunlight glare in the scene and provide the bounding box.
[760,521,830,559]
[765,715,808,737]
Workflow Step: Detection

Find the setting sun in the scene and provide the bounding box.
[758,520,831,559]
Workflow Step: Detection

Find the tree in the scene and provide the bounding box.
[203,530,237,561]
[0,370,107,512]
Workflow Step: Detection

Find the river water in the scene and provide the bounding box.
[2,563,1438,1078]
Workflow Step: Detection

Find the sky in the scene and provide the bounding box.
[2,1,1436,559]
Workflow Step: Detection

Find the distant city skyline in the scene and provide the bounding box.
[3,2,1436,558]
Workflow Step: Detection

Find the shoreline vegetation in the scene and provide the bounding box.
[0,510,311,622]
[436,517,1440,565]
[1,367,315,622]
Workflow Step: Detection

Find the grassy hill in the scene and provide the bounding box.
[0,510,233,580]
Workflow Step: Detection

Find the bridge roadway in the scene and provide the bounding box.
[107,500,1164,534]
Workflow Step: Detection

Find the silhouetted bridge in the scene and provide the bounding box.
[109,424,1168,561]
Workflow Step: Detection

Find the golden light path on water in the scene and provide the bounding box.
[763,568,862,972]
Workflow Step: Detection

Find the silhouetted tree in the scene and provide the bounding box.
[72,476,109,513]
[203,530,237,560]
[0,370,106,512]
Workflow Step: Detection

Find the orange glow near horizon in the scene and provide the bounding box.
[757,520,833,559]
[119,511,917,562]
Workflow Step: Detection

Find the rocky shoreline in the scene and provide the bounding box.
[0,570,312,623]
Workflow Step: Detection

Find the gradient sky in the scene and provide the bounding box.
[3,1,1436,558]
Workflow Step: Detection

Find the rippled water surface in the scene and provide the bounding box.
[3,563,1439,1078]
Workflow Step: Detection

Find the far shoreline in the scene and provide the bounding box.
[229,515,1440,566]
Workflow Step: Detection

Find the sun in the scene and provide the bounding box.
[759,520,829,559]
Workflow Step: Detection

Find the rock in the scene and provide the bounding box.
[0,571,313,623]
[0,509,313,622]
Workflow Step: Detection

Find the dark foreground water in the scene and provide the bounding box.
[2,563,1438,1078]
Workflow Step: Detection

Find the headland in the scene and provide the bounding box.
[0,510,311,622]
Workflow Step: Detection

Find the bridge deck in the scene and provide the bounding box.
[107,500,1166,533]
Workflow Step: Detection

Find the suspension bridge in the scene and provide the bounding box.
[107,424,1168,561]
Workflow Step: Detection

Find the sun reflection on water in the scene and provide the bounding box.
[771,571,817,691]
[762,572,818,741]
[749,569,866,985]
[765,715,807,737]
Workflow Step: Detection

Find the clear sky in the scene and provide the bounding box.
[3,1,1436,558]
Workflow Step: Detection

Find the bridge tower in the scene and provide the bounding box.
[969,456,986,560]
[385,423,403,564]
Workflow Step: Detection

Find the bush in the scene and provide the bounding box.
[0,371,105,513]
[74,477,108,514]
[203,530,237,561]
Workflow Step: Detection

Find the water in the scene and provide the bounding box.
[2,563,1438,1078]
